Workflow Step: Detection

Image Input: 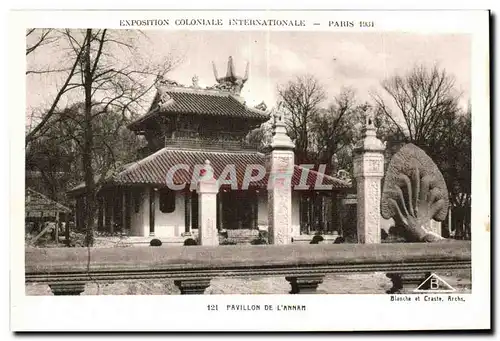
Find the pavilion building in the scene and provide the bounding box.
[69,57,352,244]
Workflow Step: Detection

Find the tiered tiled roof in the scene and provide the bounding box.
[128,87,269,130]
[110,148,352,190]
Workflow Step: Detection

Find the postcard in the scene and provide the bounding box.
[11,8,490,331]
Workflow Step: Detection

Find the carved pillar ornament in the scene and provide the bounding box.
[196,160,219,246]
[353,111,385,244]
[267,110,295,245]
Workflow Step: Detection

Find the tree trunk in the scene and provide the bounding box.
[82,29,96,246]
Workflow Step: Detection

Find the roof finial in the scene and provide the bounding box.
[212,56,249,95]
[212,61,220,81]
[255,101,267,111]
[226,56,236,79]
[354,109,384,152]
[270,108,295,151]
[243,61,249,82]
[192,74,200,88]
[366,110,375,130]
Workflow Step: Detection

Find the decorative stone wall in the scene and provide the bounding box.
[267,151,294,244]
[353,113,385,244]
[267,111,295,245]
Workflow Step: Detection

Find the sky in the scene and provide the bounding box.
[26,30,471,122]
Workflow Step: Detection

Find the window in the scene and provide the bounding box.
[159,189,176,213]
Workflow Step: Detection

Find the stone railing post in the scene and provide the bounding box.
[353,113,385,244]
[174,278,212,294]
[386,272,431,294]
[196,160,219,246]
[49,282,86,295]
[286,275,324,294]
[267,111,295,245]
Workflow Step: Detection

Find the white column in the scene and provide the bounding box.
[196,160,219,246]
[267,111,295,245]
[142,189,150,237]
[353,113,385,244]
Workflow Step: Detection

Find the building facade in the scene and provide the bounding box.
[70,57,352,244]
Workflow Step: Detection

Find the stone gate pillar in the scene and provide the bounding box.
[267,111,295,245]
[196,160,219,246]
[353,113,385,244]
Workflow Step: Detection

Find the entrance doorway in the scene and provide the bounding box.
[219,190,258,230]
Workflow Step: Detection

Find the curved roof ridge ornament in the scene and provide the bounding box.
[226,56,236,80]
[212,61,220,82]
[211,56,249,95]
[243,61,249,82]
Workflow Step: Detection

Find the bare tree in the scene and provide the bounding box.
[427,105,471,238]
[310,89,363,166]
[27,29,179,245]
[26,102,139,206]
[374,65,471,239]
[26,29,57,56]
[373,65,461,146]
[277,75,326,163]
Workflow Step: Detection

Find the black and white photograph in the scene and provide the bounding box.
[11,8,490,332]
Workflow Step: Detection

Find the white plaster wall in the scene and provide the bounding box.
[153,191,185,238]
[291,191,301,237]
[257,191,268,229]
[130,189,148,237]
[129,189,185,237]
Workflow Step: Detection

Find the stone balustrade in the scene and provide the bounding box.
[25,241,471,295]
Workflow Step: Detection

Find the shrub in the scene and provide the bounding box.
[67,232,86,247]
[333,236,345,244]
[251,238,268,245]
[381,228,389,240]
[258,230,268,240]
[150,238,162,247]
[310,235,325,244]
[184,238,198,246]
[220,239,237,245]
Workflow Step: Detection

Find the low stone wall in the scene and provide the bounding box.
[25,241,471,295]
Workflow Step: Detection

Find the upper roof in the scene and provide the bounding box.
[109,148,352,191]
[128,87,269,131]
[129,56,269,131]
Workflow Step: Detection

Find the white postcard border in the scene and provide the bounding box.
[10,9,490,331]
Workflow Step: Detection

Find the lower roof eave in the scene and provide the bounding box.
[80,181,353,192]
